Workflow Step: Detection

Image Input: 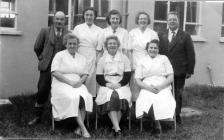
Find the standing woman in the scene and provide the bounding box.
[73,7,102,97]
[129,11,159,101]
[97,10,129,56]
[95,36,132,137]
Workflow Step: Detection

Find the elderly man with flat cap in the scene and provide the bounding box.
[28,11,69,125]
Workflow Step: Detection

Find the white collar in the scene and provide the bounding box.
[169,28,178,35]
[104,51,122,62]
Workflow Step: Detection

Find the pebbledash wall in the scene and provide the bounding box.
[0,0,224,98]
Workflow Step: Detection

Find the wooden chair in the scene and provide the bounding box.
[140,82,176,132]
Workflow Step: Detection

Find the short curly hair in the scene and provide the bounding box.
[106,10,122,25]
[104,35,121,50]
[63,32,79,46]
[145,39,160,51]
[135,11,151,25]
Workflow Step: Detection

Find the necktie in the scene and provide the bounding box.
[171,31,175,42]
[56,31,60,38]
[113,29,116,34]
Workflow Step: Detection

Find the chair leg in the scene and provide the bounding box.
[140,118,143,131]
[86,113,89,128]
[128,110,131,130]
[52,113,55,131]
[95,110,98,130]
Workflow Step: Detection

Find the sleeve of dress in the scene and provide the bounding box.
[72,26,79,36]
[128,31,134,50]
[152,30,159,41]
[82,57,89,75]
[163,55,174,75]
[51,52,61,72]
[123,30,129,50]
[96,58,107,86]
[96,30,104,51]
[124,55,131,72]
[135,63,143,79]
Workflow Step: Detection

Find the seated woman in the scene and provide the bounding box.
[135,39,176,137]
[95,35,132,137]
[51,33,93,138]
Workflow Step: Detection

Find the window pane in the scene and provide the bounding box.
[221,26,224,37]
[0,0,16,28]
[186,2,198,23]
[94,0,109,17]
[185,24,198,35]
[222,3,224,24]
[1,0,15,12]
[73,14,83,26]
[55,0,68,15]
[0,16,15,28]
[154,1,167,21]
[95,18,107,28]
[170,2,184,30]
[49,0,55,14]
[153,22,167,33]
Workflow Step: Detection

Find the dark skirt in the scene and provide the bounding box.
[97,90,129,115]
[79,96,85,109]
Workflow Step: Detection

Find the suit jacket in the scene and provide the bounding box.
[158,29,195,75]
[34,26,69,71]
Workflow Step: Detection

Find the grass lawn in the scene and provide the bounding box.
[0,85,223,139]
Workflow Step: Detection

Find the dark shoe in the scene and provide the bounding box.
[28,117,41,126]
[114,130,122,138]
[176,115,182,124]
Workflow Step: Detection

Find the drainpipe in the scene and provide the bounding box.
[206,63,215,86]
[122,0,129,29]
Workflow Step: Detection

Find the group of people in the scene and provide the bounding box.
[29,7,195,138]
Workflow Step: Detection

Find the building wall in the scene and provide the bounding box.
[127,1,224,87]
[0,0,49,98]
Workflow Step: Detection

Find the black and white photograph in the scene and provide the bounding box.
[0,0,223,139]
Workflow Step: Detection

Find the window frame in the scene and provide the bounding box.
[48,0,110,30]
[0,0,21,35]
[154,1,205,41]
[220,2,224,42]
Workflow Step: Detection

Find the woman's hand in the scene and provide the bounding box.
[70,80,82,88]
[106,83,121,90]
[145,85,159,94]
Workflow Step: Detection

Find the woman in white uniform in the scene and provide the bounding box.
[73,7,102,97]
[135,39,176,138]
[97,10,129,56]
[51,33,93,138]
[95,36,132,137]
[129,11,159,101]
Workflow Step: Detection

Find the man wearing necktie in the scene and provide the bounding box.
[158,12,195,124]
[29,11,69,125]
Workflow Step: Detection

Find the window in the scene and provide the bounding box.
[154,1,202,36]
[48,0,110,30]
[221,3,224,37]
[0,0,17,30]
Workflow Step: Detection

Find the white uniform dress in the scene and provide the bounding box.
[95,52,132,107]
[129,27,159,69]
[97,26,129,54]
[51,50,93,121]
[129,27,159,101]
[73,23,102,97]
[135,55,176,120]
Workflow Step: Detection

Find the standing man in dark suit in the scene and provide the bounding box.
[158,12,195,124]
[28,11,69,125]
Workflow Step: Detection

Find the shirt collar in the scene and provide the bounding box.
[169,28,178,35]
[104,51,122,62]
